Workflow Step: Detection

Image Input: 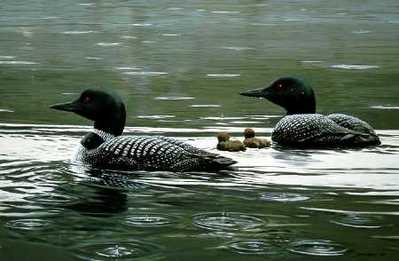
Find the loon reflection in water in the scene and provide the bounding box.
[50,89,236,172]
[241,77,380,148]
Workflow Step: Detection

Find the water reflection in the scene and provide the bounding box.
[65,187,128,216]
[63,165,149,216]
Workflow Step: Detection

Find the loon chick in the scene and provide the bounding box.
[50,89,236,172]
[243,128,271,148]
[217,132,246,152]
[240,77,380,148]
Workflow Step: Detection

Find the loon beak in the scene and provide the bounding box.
[50,101,80,112]
[240,88,267,98]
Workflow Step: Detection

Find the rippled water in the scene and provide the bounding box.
[1,0,399,260]
[1,124,398,260]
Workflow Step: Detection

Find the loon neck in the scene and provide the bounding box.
[285,95,316,115]
[93,105,126,136]
[286,104,316,115]
[92,128,115,140]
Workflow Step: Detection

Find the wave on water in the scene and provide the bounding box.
[330,64,379,70]
[301,60,323,63]
[123,71,168,76]
[229,121,263,124]
[221,46,254,51]
[200,116,246,121]
[162,33,181,37]
[155,96,194,101]
[62,30,97,34]
[96,42,122,47]
[211,11,240,14]
[352,30,371,34]
[115,66,142,70]
[190,104,221,108]
[207,73,240,77]
[121,35,137,39]
[130,23,152,27]
[0,61,38,65]
[85,56,103,60]
[0,56,15,59]
[370,106,399,110]
[78,3,95,6]
[137,115,176,120]
[0,109,14,112]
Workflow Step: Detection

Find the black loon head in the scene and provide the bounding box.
[50,89,126,136]
[240,77,316,115]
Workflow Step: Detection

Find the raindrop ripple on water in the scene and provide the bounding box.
[73,240,162,260]
[125,213,176,227]
[192,212,266,232]
[330,213,385,229]
[226,239,281,255]
[288,239,348,256]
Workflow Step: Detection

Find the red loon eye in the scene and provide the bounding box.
[83,96,91,103]
[277,83,283,90]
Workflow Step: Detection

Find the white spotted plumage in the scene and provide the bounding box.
[74,130,233,171]
[272,114,352,146]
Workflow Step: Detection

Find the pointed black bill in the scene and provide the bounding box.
[239,88,266,98]
[50,101,79,112]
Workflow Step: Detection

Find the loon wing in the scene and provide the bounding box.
[153,136,236,169]
[327,113,377,136]
[295,124,353,145]
[157,136,216,156]
[272,114,377,147]
[328,113,380,146]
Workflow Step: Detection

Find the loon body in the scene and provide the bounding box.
[51,89,236,172]
[240,77,380,148]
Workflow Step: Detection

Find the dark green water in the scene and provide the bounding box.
[1,0,399,260]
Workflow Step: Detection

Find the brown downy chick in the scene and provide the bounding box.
[217,132,246,152]
[243,128,271,148]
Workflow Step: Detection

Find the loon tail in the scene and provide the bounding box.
[171,153,237,172]
[212,155,237,166]
[201,154,237,171]
[341,131,381,147]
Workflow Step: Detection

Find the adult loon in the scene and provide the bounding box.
[50,89,236,171]
[240,77,380,148]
